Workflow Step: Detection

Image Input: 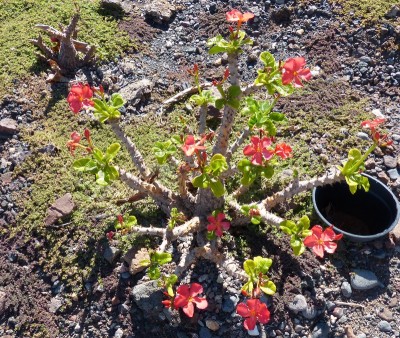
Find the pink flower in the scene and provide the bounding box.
[281,57,312,88]
[361,118,385,130]
[106,231,115,241]
[243,136,274,165]
[174,283,208,317]
[207,213,230,237]
[274,143,292,159]
[303,225,343,258]
[66,131,81,155]
[67,83,94,114]
[226,9,254,29]
[236,299,270,330]
[181,135,207,157]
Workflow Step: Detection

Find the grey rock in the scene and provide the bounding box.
[123,247,150,275]
[0,118,18,134]
[301,305,318,319]
[288,295,307,313]
[101,0,133,13]
[359,56,372,64]
[44,193,75,226]
[326,301,336,311]
[119,79,153,106]
[114,328,124,338]
[383,155,397,169]
[247,326,260,336]
[311,321,330,338]
[144,0,176,23]
[385,5,399,18]
[49,297,63,313]
[341,281,352,298]
[350,269,379,290]
[0,290,6,316]
[103,246,121,264]
[356,132,370,140]
[131,281,163,314]
[332,307,344,318]
[199,326,212,338]
[356,334,366,338]
[222,295,238,312]
[74,323,82,333]
[377,171,390,184]
[378,320,392,332]
[388,169,400,180]
[205,319,219,331]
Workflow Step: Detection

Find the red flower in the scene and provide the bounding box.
[174,283,208,317]
[274,143,292,159]
[188,64,199,77]
[207,213,230,237]
[67,83,94,114]
[181,135,207,157]
[361,118,385,130]
[226,9,254,29]
[243,136,274,165]
[236,299,270,330]
[281,57,312,88]
[303,225,343,258]
[66,131,81,155]
[106,231,115,241]
[117,214,124,225]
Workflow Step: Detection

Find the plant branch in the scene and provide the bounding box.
[259,167,343,211]
[226,127,251,162]
[198,104,208,134]
[162,82,212,108]
[109,121,151,180]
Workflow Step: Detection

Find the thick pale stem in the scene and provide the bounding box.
[119,169,175,215]
[212,52,240,156]
[162,82,212,108]
[110,121,151,180]
[260,168,343,211]
[226,127,251,162]
[198,104,208,134]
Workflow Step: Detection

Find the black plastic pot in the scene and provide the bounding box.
[312,173,400,242]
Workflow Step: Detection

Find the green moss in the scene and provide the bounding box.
[332,0,399,24]
[0,0,132,98]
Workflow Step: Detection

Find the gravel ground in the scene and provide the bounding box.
[0,0,399,337]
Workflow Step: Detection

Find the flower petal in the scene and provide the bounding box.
[236,303,250,318]
[283,58,296,72]
[292,57,306,70]
[182,302,195,317]
[303,235,318,248]
[242,12,255,22]
[216,213,226,222]
[176,284,190,298]
[310,225,323,238]
[221,221,230,231]
[312,244,325,258]
[243,316,257,331]
[323,241,337,254]
[243,145,256,156]
[207,223,216,232]
[252,152,263,165]
[262,148,274,161]
[256,302,270,324]
[193,296,208,309]
[173,293,188,308]
[281,71,293,85]
[189,283,203,297]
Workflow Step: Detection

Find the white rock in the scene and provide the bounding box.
[247,325,260,336]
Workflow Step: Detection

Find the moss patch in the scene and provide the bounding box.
[0,0,132,98]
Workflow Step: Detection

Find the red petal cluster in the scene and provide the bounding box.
[66,131,81,155]
[274,143,292,159]
[207,213,230,237]
[181,135,207,157]
[174,283,208,317]
[237,299,270,330]
[226,9,254,28]
[243,136,274,165]
[303,225,343,258]
[281,57,312,88]
[67,83,94,114]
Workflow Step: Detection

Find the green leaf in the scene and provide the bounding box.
[192,174,209,189]
[250,217,260,225]
[260,281,277,295]
[153,252,172,265]
[243,259,256,280]
[140,259,151,267]
[280,220,296,234]
[92,148,104,163]
[253,256,272,274]
[125,215,138,227]
[227,85,241,98]
[73,158,97,172]
[215,98,225,110]
[206,154,228,176]
[290,236,306,256]
[260,165,274,179]
[269,112,286,122]
[96,170,109,186]
[110,93,125,108]
[148,266,160,280]
[209,179,225,197]
[227,98,240,110]
[298,215,310,231]
[259,51,276,69]
[105,143,121,162]
[105,165,119,180]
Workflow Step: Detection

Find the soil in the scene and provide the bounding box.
[1,0,400,338]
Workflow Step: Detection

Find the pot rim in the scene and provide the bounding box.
[312,173,400,242]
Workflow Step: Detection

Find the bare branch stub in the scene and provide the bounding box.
[30,13,96,81]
